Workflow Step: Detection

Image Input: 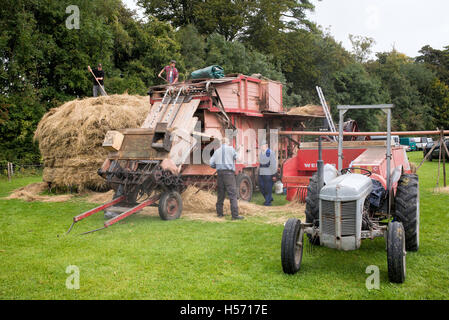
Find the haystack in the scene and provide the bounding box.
[6,182,72,202]
[287,104,325,117]
[34,94,149,191]
[5,183,304,224]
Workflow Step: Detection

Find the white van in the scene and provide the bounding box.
[370,135,400,147]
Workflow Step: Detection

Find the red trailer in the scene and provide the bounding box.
[281,140,413,202]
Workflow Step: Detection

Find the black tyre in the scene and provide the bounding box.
[394,174,419,251]
[236,173,253,202]
[281,218,304,274]
[305,173,320,245]
[387,221,406,283]
[158,191,183,220]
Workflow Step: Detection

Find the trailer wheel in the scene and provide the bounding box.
[387,221,406,283]
[394,174,419,251]
[158,191,183,220]
[281,218,304,274]
[236,174,253,202]
[305,173,320,245]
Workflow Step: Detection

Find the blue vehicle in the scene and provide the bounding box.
[400,137,417,152]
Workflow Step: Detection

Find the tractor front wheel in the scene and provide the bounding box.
[305,173,321,245]
[387,221,406,283]
[281,218,304,274]
[158,190,183,220]
[394,174,419,251]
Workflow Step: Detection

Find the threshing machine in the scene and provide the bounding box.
[66,74,321,234]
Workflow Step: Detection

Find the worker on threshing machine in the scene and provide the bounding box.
[258,140,277,206]
[88,63,106,97]
[209,137,244,220]
[158,59,179,84]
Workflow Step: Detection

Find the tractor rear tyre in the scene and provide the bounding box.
[158,190,183,220]
[305,173,320,245]
[387,221,406,283]
[236,173,253,202]
[394,174,419,251]
[281,218,304,274]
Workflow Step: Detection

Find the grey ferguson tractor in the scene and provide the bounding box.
[281,105,419,283]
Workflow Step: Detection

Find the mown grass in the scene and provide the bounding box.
[0,152,448,299]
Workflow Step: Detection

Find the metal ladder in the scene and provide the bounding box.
[316,86,337,141]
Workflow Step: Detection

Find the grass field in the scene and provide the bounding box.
[0,152,448,299]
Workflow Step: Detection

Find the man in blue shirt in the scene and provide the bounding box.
[210,137,244,220]
[258,140,277,206]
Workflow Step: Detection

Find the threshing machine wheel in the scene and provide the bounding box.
[281,218,304,274]
[236,174,253,202]
[305,173,321,245]
[394,174,420,251]
[387,221,406,283]
[158,190,183,220]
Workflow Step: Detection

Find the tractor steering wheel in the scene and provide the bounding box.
[341,167,372,177]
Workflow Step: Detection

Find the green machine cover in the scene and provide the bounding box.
[190,65,224,79]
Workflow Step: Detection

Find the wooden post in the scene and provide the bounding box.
[441,129,447,187]
[7,162,12,182]
[437,130,443,188]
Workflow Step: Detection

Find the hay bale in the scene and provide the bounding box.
[287,104,325,117]
[6,182,72,202]
[435,186,449,194]
[34,94,149,191]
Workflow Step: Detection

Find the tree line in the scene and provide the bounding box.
[1,0,449,165]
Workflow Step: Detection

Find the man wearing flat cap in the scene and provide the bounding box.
[258,140,277,206]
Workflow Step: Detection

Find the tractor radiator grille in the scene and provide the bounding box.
[321,200,357,236]
[341,201,357,236]
[321,200,335,236]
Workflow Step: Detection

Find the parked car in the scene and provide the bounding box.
[424,138,449,161]
[400,137,417,152]
[415,137,430,151]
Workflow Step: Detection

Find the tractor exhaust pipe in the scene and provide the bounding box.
[317,135,324,192]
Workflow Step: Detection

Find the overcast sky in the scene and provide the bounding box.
[309,0,449,58]
[123,0,449,58]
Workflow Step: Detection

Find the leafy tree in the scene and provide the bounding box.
[332,63,387,131]
[137,0,315,44]
[137,0,251,40]
[243,0,315,53]
[416,45,449,85]
[428,79,449,129]
[176,25,206,75]
[349,34,375,63]
[0,0,181,163]
[367,50,435,131]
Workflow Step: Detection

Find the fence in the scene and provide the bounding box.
[0,162,44,181]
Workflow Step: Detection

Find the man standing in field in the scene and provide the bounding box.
[258,140,277,206]
[88,63,106,97]
[210,137,244,220]
[158,60,179,84]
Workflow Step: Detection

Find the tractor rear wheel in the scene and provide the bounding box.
[281,218,304,274]
[236,173,253,202]
[305,173,320,245]
[158,190,183,220]
[394,174,419,251]
[387,221,406,283]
